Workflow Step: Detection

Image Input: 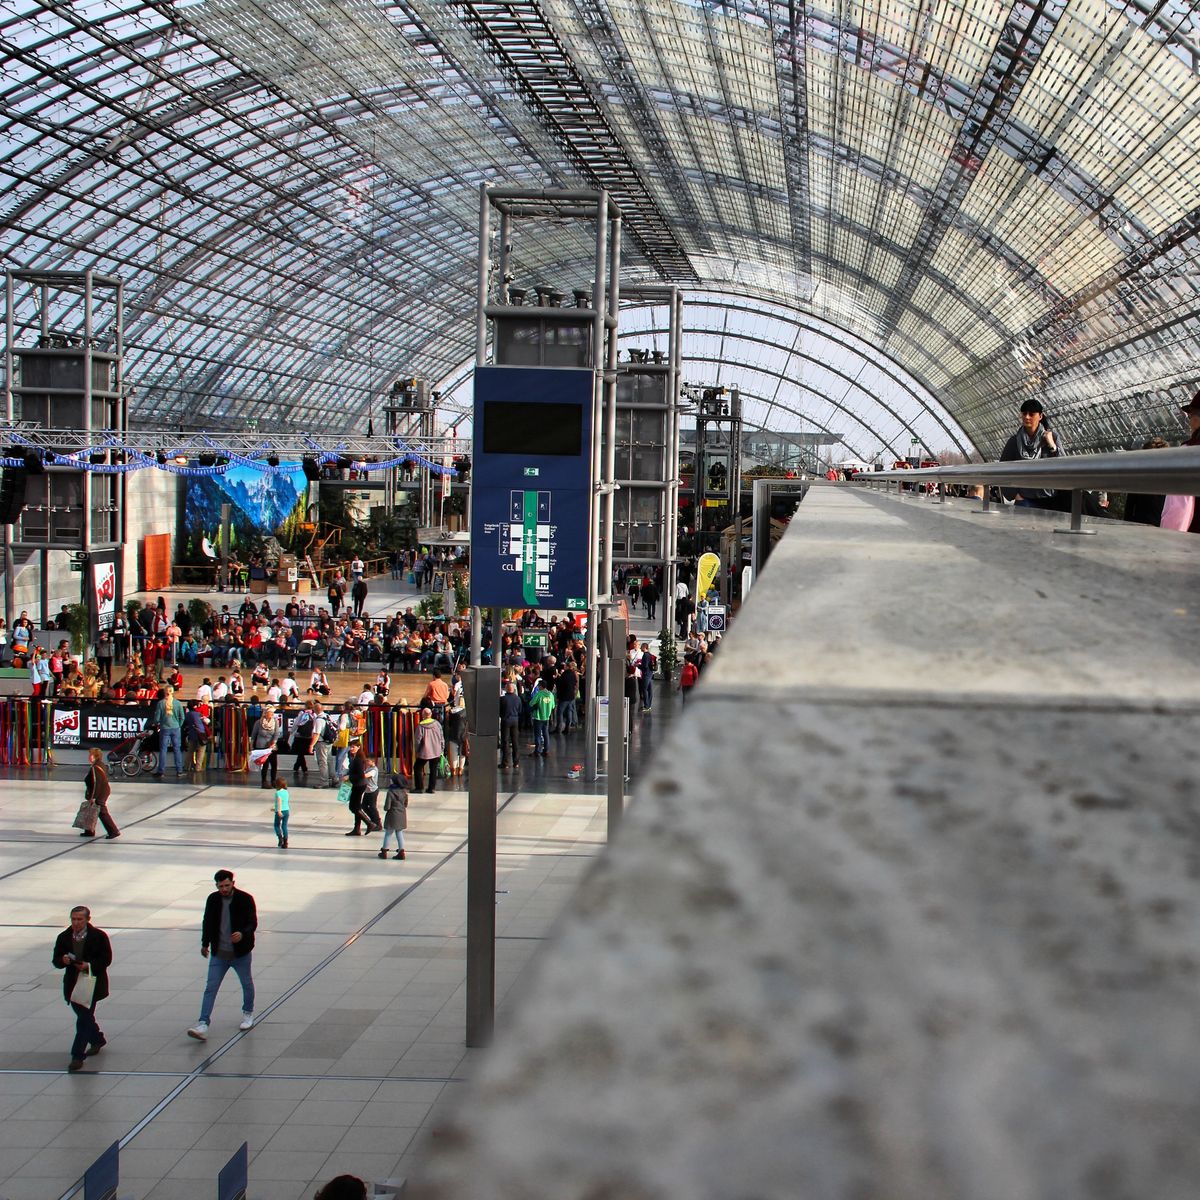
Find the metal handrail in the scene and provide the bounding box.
[860,445,1200,494]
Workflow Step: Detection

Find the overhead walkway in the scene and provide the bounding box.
[412,486,1200,1199]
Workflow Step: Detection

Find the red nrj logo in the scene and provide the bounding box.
[55,710,80,734]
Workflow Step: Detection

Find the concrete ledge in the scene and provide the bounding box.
[412,489,1200,1200]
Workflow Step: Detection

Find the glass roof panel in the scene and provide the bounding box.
[1,0,1198,450]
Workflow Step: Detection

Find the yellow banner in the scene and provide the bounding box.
[696,552,721,602]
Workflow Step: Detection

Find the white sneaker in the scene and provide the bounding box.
[239,1013,254,1031]
[187,1022,208,1041]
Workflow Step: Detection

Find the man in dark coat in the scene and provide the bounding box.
[351,577,369,619]
[188,870,257,1041]
[498,680,522,768]
[53,905,112,1072]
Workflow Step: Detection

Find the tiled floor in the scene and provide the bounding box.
[0,763,613,1199]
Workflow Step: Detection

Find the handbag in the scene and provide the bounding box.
[73,802,99,832]
[437,753,450,779]
[69,968,96,1008]
[336,781,353,805]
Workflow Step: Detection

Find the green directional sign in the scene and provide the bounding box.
[523,467,540,477]
[566,597,586,611]
[522,632,547,649]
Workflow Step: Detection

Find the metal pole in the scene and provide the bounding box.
[605,611,627,833]
[476,185,491,365]
[465,663,501,1048]
[220,503,232,591]
[1054,488,1098,537]
[4,270,14,632]
[40,548,49,628]
[585,194,608,782]
[664,289,682,645]
[468,186,492,669]
[751,479,773,580]
[470,605,482,667]
[730,386,742,605]
[82,271,94,556]
[600,214,621,613]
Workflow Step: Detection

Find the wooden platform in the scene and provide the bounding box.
[161,663,441,706]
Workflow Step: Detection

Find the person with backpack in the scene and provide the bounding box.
[291,703,314,780]
[310,701,333,787]
[183,700,211,772]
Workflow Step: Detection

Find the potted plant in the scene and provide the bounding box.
[188,598,213,632]
[63,602,91,660]
[657,625,678,684]
[453,573,470,616]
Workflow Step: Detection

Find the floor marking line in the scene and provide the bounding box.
[55,787,522,1200]
[0,786,210,885]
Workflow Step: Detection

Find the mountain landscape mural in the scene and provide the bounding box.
[177,463,308,561]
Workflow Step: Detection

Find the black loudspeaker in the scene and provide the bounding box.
[0,468,27,524]
[302,456,320,482]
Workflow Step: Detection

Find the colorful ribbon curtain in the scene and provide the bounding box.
[205,703,419,775]
[0,699,421,775]
[212,704,250,772]
[0,699,53,766]
[364,706,419,776]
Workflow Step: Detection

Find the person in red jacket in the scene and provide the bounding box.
[679,659,699,705]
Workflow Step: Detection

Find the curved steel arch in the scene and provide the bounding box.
[620,323,958,460]
[653,295,972,456]
[668,350,908,462]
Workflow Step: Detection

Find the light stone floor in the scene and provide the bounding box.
[0,772,608,1200]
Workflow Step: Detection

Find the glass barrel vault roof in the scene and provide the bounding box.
[2,0,1199,456]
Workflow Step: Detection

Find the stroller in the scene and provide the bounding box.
[106,724,161,778]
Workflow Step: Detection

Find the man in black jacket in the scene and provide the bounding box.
[188,870,257,1041]
[53,905,112,1072]
[498,681,521,768]
[999,398,1060,507]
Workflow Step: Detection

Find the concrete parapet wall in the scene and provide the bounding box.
[413,488,1200,1200]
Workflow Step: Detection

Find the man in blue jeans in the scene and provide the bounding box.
[152,684,186,777]
[188,870,257,1040]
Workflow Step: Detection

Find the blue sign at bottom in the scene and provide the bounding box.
[473,485,590,609]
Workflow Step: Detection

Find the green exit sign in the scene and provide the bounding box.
[566,597,586,611]
[523,467,540,477]
[523,632,547,648]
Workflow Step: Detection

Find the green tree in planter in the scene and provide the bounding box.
[63,602,91,658]
[657,625,678,684]
[453,572,470,616]
[188,598,214,634]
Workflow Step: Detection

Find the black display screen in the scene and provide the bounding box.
[481,400,584,456]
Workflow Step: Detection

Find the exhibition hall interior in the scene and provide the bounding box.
[1,0,1199,1197]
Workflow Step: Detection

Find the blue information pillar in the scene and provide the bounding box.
[470,366,593,610]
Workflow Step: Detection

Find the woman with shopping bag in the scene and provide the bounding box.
[76,748,120,839]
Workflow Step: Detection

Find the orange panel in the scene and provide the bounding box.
[142,533,171,591]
